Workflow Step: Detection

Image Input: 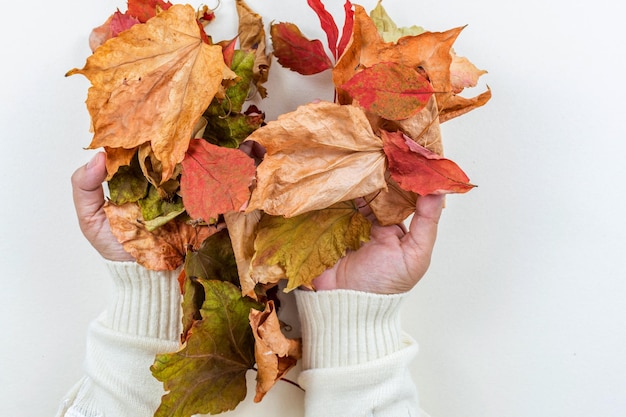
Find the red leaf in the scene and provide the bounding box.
[341,62,435,120]
[338,1,354,59]
[127,0,174,23]
[270,22,333,75]
[110,11,141,37]
[382,130,475,195]
[307,0,339,59]
[180,139,256,223]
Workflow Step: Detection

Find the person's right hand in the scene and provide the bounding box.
[71,152,135,262]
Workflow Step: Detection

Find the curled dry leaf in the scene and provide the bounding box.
[246,101,387,217]
[103,201,219,270]
[249,300,302,402]
[382,130,475,196]
[67,4,237,183]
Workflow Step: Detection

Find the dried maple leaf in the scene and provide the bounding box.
[103,201,218,270]
[340,61,435,120]
[382,130,475,196]
[152,279,260,416]
[251,201,371,291]
[180,139,256,224]
[246,101,387,218]
[249,300,302,402]
[334,5,489,122]
[270,22,333,75]
[67,5,237,183]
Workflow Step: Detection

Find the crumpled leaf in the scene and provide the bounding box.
[450,49,488,94]
[382,130,475,195]
[246,102,387,217]
[340,61,434,120]
[152,279,260,416]
[180,139,256,224]
[251,201,371,291]
[369,0,424,42]
[67,5,237,183]
[366,172,417,226]
[249,300,302,402]
[236,0,271,98]
[270,22,333,75]
[108,159,149,205]
[103,201,218,270]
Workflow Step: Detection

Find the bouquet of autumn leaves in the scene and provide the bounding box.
[67,0,490,415]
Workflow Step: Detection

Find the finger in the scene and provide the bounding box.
[71,152,108,233]
[401,194,444,258]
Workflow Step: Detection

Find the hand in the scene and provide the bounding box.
[71,152,135,262]
[312,194,445,294]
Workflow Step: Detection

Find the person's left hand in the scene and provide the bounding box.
[71,152,135,262]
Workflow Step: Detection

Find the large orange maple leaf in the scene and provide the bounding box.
[67,4,237,183]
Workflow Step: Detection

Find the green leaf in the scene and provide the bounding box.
[107,160,149,205]
[152,280,261,417]
[184,229,240,287]
[370,1,424,42]
[138,185,184,222]
[252,201,371,291]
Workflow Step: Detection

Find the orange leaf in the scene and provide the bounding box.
[341,61,434,120]
[103,201,219,270]
[249,300,302,402]
[67,5,237,183]
[180,139,256,224]
[382,130,475,195]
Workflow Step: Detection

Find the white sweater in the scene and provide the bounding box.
[57,261,422,417]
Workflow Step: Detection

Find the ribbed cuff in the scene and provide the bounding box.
[294,289,406,370]
[103,261,182,342]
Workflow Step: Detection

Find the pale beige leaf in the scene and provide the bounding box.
[245,102,387,217]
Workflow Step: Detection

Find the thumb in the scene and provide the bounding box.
[71,152,109,240]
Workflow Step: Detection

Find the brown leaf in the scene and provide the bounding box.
[67,5,237,183]
[236,0,271,98]
[103,201,219,270]
[249,300,302,402]
[246,102,387,217]
[366,172,417,226]
[224,210,285,299]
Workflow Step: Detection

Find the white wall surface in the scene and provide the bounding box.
[2,0,625,416]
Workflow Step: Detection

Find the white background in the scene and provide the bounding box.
[1,0,625,416]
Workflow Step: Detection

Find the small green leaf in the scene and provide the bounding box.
[107,161,149,205]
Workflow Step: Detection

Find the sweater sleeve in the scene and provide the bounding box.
[56,261,182,417]
[294,289,421,417]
